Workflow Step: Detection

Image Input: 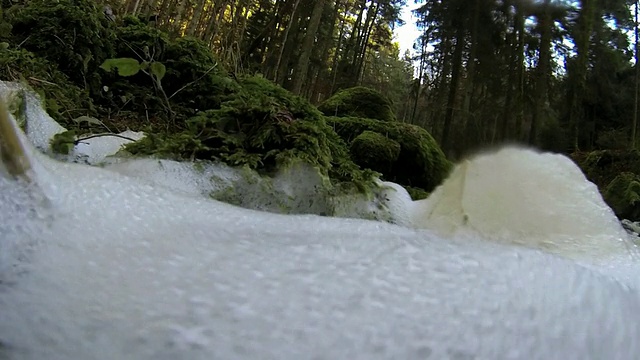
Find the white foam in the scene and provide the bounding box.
[411,147,631,261]
[73,130,145,164]
[2,82,640,359]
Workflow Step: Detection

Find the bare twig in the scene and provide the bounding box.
[28,77,58,86]
[75,133,138,144]
[17,35,32,48]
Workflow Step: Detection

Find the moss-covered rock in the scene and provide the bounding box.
[604,172,640,221]
[327,116,451,192]
[7,0,116,93]
[570,149,640,220]
[318,86,396,122]
[350,131,400,174]
[125,76,377,191]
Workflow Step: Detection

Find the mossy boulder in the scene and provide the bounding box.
[318,86,396,122]
[125,76,376,191]
[604,172,640,221]
[571,149,640,220]
[327,116,451,192]
[350,131,401,174]
[7,0,116,93]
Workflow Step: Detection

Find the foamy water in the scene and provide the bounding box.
[1,82,640,359]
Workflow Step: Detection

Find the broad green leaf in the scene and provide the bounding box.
[100,58,141,77]
[149,62,166,81]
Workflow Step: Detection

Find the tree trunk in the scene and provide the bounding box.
[441,25,465,152]
[172,0,187,34]
[461,0,481,149]
[274,0,302,83]
[633,0,639,149]
[529,0,553,145]
[355,1,379,84]
[330,12,347,94]
[311,0,342,100]
[567,0,595,151]
[291,0,326,95]
[186,0,206,36]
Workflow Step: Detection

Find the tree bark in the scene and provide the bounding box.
[441,24,465,152]
[291,0,326,95]
[529,0,553,145]
[633,0,639,149]
[567,0,595,151]
[274,0,302,83]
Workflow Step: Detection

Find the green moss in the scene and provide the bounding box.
[50,130,76,155]
[604,172,640,221]
[327,116,451,192]
[98,17,236,125]
[405,186,430,201]
[125,76,377,192]
[0,47,96,127]
[350,131,400,174]
[572,149,640,191]
[8,0,116,93]
[318,86,396,122]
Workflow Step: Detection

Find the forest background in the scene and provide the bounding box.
[86,0,640,158]
[3,0,640,157]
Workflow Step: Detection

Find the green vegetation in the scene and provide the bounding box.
[604,172,640,221]
[0,0,448,202]
[124,76,377,191]
[0,48,95,126]
[572,149,640,220]
[350,131,401,174]
[405,186,430,201]
[7,0,116,94]
[328,116,451,192]
[318,87,396,122]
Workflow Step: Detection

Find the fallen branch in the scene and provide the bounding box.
[75,133,138,144]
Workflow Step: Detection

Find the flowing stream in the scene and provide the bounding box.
[1,83,640,359]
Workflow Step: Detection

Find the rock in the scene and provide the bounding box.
[318,86,396,122]
[349,130,401,174]
[327,116,451,192]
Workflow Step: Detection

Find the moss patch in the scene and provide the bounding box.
[327,116,451,192]
[571,149,640,220]
[0,47,96,127]
[318,86,396,122]
[7,0,116,94]
[125,76,377,192]
[571,149,640,191]
[604,172,640,221]
[350,131,400,174]
[405,186,430,201]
